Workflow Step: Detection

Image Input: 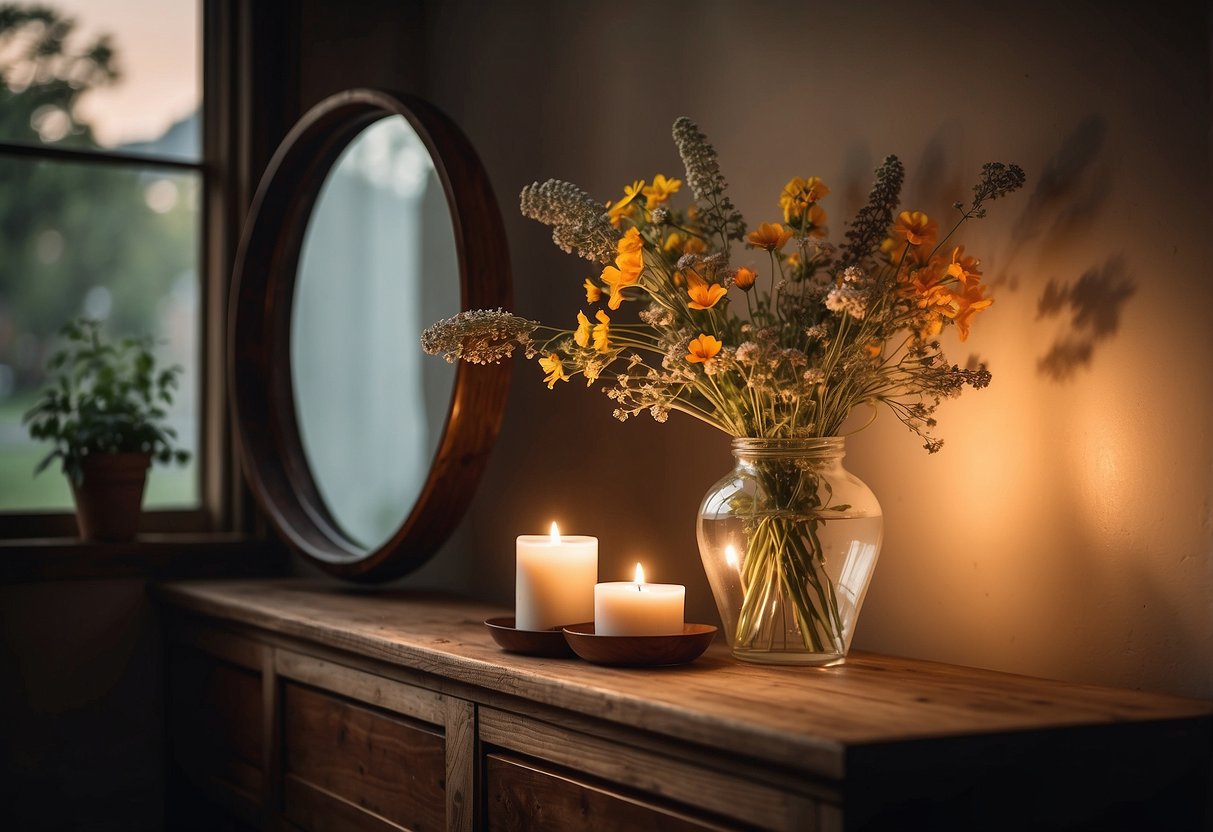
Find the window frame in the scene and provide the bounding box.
[0,0,252,545]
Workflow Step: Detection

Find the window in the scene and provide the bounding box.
[0,2,206,523]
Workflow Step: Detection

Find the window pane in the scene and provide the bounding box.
[0,157,200,511]
[0,1,199,161]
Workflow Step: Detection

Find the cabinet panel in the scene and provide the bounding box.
[167,643,264,822]
[485,753,742,832]
[282,682,446,832]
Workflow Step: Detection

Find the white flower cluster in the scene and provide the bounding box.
[825,284,868,320]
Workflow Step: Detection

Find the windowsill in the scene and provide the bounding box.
[0,533,290,584]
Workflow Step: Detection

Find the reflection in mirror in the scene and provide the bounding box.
[291,115,459,552]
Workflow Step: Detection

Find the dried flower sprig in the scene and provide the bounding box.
[420,309,539,365]
[519,179,620,264]
[671,117,746,248]
[838,155,904,267]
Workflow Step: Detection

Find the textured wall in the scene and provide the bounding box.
[407,0,1213,698]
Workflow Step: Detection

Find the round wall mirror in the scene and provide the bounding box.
[229,89,511,581]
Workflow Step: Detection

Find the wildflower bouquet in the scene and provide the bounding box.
[422,117,1024,659]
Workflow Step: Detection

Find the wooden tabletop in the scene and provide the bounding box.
[157,579,1213,781]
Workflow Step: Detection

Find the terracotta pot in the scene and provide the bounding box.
[70,453,152,542]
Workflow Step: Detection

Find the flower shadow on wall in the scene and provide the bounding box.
[999,113,1136,381]
[1035,258,1136,381]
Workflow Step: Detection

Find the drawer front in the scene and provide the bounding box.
[168,645,264,803]
[282,682,446,832]
[485,753,741,832]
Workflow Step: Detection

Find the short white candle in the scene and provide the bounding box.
[594,563,685,636]
[515,522,598,631]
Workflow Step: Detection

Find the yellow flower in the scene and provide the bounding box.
[538,353,568,388]
[663,232,683,252]
[601,266,626,310]
[642,174,682,206]
[574,311,592,348]
[603,264,641,310]
[944,246,982,286]
[686,333,722,364]
[600,229,645,309]
[592,310,612,353]
[733,267,756,291]
[607,180,645,228]
[892,210,939,247]
[688,282,727,310]
[780,176,830,223]
[615,248,643,278]
[746,222,794,251]
[583,278,602,303]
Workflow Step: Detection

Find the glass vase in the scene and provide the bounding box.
[697,437,883,666]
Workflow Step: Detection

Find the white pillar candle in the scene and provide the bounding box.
[594,563,685,636]
[515,522,598,631]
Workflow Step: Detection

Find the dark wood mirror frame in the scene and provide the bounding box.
[229,89,511,582]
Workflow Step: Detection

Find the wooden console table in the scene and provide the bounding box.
[157,579,1212,831]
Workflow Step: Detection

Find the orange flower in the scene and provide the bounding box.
[538,353,568,388]
[746,222,793,251]
[733,267,756,291]
[686,333,722,364]
[944,246,982,286]
[892,210,939,246]
[952,282,994,341]
[615,247,643,278]
[583,278,602,303]
[642,173,681,206]
[688,282,727,310]
[682,266,706,291]
[618,226,643,256]
[662,232,683,252]
[682,236,707,255]
[865,342,882,358]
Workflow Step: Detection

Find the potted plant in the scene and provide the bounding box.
[23,317,191,541]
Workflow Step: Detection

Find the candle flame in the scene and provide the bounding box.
[634,562,645,586]
[549,521,560,544]
[725,544,739,570]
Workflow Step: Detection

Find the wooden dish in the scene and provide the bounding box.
[562,623,718,667]
[484,617,576,658]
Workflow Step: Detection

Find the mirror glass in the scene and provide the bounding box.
[290,115,459,552]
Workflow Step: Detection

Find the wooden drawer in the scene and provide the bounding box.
[167,644,264,808]
[485,753,743,831]
[282,681,446,832]
[479,708,821,831]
